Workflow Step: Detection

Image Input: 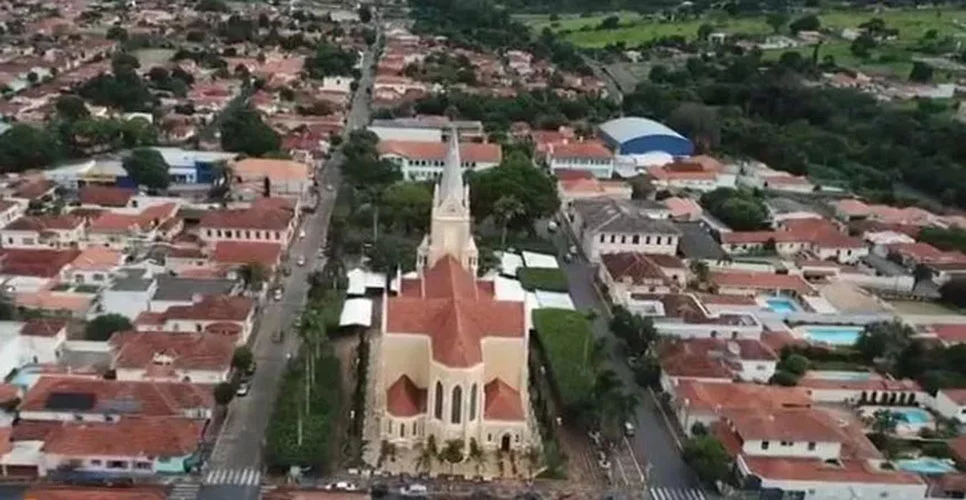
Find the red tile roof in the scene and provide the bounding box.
[740,455,923,485]
[109,331,234,372]
[22,486,168,500]
[601,252,677,285]
[19,376,213,416]
[660,338,777,379]
[212,241,283,268]
[0,248,81,278]
[12,420,61,441]
[797,372,922,392]
[377,140,502,164]
[20,318,67,337]
[724,408,843,442]
[199,202,294,231]
[163,295,254,322]
[78,186,135,207]
[675,380,811,413]
[710,271,815,295]
[386,257,525,367]
[941,389,966,405]
[5,215,82,231]
[484,378,524,421]
[386,375,426,417]
[41,417,202,458]
[547,140,612,159]
[12,178,54,200]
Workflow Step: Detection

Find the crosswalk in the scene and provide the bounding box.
[648,486,709,500]
[203,467,262,486]
[167,482,200,500]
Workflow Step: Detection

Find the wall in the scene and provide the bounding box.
[738,456,928,500]
[369,126,441,143]
[115,367,228,384]
[742,439,841,461]
[654,320,763,340]
[619,134,693,157]
[585,231,679,261]
[100,288,153,320]
[838,272,914,293]
[933,391,966,423]
[549,157,614,179]
[199,225,291,245]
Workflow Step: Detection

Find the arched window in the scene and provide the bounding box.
[434,382,444,419]
[469,384,478,421]
[451,385,462,424]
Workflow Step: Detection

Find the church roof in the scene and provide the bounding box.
[386,256,525,367]
[386,374,427,417]
[484,378,525,421]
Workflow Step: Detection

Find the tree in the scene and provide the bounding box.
[106,26,128,41]
[84,314,133,341]
[524,445,541,480]
[683,435,733,486]
[789,14,820,34]
[0,124,63,172]
[689,260,710,285]
[468,438,486,475]
[777,353,809,375]
[850,34,877,59]
[856,321,914,368]
[238,262,268,291]
[219,105,281,157]
[415,436,438,474]
[766,12,788,34]
[668,103,720,153]
[769,370,799,386]
[697,23,714,42]
[213,382,235,406]
[55,95,90,121]
[941,279,966,308]
[909,61,934,83]
[440,439,464,473]
[358,4,373,23]
[122,148,170,190]
[699,188,767,231]
[367,234,417,277]
[231,346,254,371]
[469,152,559,231]
[305,42,357,79]
[493,195,525,248]
[382,182,432,235]
[610,305,657,356]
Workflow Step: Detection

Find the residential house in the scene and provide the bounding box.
[598,252,686,302]
[378,140,502,181]
[85,203,180,250]
[0,200,24,228]
[721,219,868,264]
[658,337,778,390]
[77,186,135,208]
[568,198,679,262]
[627,293,763,339]
[647,156,735,192]
[0,249,81,293]
[152,148,236,185]
[99,269,156,320]
[198,198,296,247]
[798,371,925,406]
[664,197,703,221]
[211,241,284,273]
[710,271,817,298]
[555,170,631,212]
[149,276,238,312]
[109,331,234,384]
[0,215,84,249]
[18,376,213,422]
[230,158,312,199]
[134,295,255,344]
[931,389,966,424]
[60,247,123,286]
[670,381,811,436]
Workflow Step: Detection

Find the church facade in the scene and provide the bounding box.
[377,135,531,452]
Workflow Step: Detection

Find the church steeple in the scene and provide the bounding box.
[416,129,478,276]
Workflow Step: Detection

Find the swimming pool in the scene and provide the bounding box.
[809,371,873,381]
[896,457,956,475]
[802,326,864,346]
[766,297,798,314]
[893,407,932,425]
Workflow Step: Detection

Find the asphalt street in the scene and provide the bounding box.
[194,31,381,500]
[548,227,703,491]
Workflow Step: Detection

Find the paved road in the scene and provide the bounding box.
[547,227,701,491]
[190,32,381,500]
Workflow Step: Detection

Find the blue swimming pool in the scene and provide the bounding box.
[896,457,956,475]
[810,371,873,381]
[766,297,799,314]
[893,407,931,425]
[803,326,864,346]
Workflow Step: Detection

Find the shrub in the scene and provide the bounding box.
[518,267,569,292]
[532,308,596,412]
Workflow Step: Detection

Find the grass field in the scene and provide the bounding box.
[521,7,966,50]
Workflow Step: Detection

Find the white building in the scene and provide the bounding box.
[378,140,502,181]
[931,388,966,424]
[545,140,615,179]
[567,198,678,262]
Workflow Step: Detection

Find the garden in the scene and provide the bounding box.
[532,308,597,414]
[517,267,569,293]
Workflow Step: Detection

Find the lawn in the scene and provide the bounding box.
[532,308,596,411]
[517,267,569,292]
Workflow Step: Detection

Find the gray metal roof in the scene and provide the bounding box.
[110,269,152,292]
[573,198,680,235]
[598,117,686,144]
[674,221,727,260]
[370,118,483,131]
[153,276,236,302]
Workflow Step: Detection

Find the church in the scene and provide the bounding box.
[377,134,531,453]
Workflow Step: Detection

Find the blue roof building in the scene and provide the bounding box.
[598,117,693,157]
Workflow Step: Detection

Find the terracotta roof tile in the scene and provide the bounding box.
[20,318,68,337]
[386,375,426,417]
[199,203,294,231]
[378,140,502,164]
[19,376,213,416]
[675,380,811,414]
[212,241,283,268]
[547,140,612,159]
[5,215,82,231]
[232,158,311,182]
[78,186,135,207]
[0,248,80,278]
[41,417,202,457]
[386,257,524,367]
[601,252,673,284]
[163,295,254,322]
[484,378,524,421]
[12,178,54,200]
[11,420,60,441]
[68,247,122,271]
[710,271,815,296]
[109,331,234,372]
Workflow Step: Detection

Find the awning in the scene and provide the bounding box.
[500,252,524,276]
[521,251,559,269]
[339,298,373,327]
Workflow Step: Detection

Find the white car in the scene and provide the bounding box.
[326,481,359,491]
[400,484,428,496]
[235,383,250,397]
[325,184,334,191]
[273,288,283,301]
[298,229,306,239]
[296,256,306,266]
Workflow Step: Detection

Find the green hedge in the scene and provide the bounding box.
[532,308,595,411]
[518,267,569,292]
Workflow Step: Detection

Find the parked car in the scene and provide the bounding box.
[325,481,359,491]
[235,382,250,397]
[623,421,636,437]
[273,288,283,301]
[299,229,306,239]
[400,484,428,497]
[296,256,306,266]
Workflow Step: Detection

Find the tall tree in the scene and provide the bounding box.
[84,314,133,341]
[219,105,281,157]
[122,148,170,190]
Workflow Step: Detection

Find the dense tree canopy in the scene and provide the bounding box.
[305,42,358,79]
[123,148,170,190]
[468,152,559,230]
[219,105,281,157]
[0,125,63,172]
[84,314,133,341]
[699,188,768,231]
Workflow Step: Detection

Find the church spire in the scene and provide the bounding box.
[439,127,463,204]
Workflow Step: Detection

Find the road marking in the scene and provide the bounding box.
[647,386,683,450]
[622,436,646,483]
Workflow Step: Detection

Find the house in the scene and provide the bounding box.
[664,197,703,221]
[797,371,924,405]
[0,249,81,293]
[19,319,68,365]
[832,199,936,226]
[0,200,24,229]
[198,198,296,247]
[368,117,484,143]
[152,147,236,185]
[648,156,734,192]
[109,331,235,384]
[149,276,237,312]
[0,215,84,249]
[932,389,966,424]
[721,219,868,264]
[378,139,502,181]
[77,186,135,208]
[211,241,284,272]
[230,158,312,199]
[670,381,811,435]
[85,203,180,250]
[716,407,927,500]
[568,198,679,262]
[598,252,686,301]
[658,337,778,389]
[99,269,156,320]
[710,271,816,297]
[627,293,763,339]
[555,170,632,212]
[18,377,213,422]
[39,417,203,477]
[544,140,614,179]
[134,295,256,344]
[740,162,814,193]
[60,247,123,286]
